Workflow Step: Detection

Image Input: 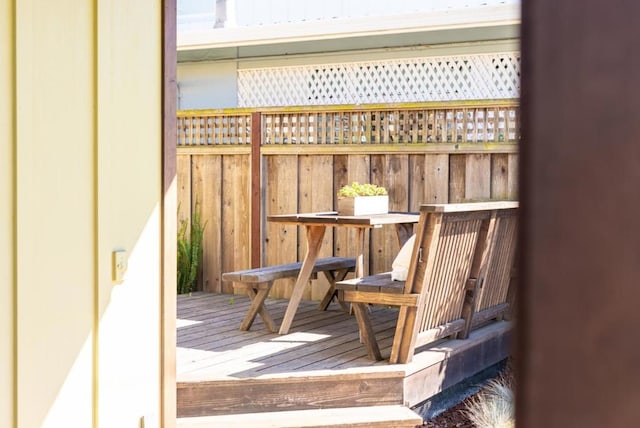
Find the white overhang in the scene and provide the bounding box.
[178,3,520,58]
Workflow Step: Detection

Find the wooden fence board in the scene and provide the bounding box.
[298,154,335,300]
[333,154,349,267]
[222,155,251,294]
[449,155,466,203]
[192,155,222,292]
[508,153,518,200]
[371,154,409,273]
[265,155,299,298]
[177,154,192,226]
[408,154,426,211]
[491,153,510,200]
[424,154,449,204]
[370,154,387,273]
[465,154,491,200]
[334,154,371,274]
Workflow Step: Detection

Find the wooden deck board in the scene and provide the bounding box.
[181,303,339,349]
[177,292,395,379]
[177,291,513,417]
[248,314,399,375]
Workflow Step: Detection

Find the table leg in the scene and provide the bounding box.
[278,225,326,335]
[355,228,365,278]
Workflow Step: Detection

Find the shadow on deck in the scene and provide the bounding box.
[177,292,512,420]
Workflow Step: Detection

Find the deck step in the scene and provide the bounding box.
[176,405,423,428]
[177,371,405,417]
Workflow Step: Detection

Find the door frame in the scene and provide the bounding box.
[161,0,177,426]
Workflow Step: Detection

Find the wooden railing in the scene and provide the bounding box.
[177,100,519,299]
[177,110,253,146]
[178,100,519,146]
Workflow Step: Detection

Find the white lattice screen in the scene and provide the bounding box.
[238,53,520,107]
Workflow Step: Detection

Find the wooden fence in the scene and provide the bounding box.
[177,100,519,300]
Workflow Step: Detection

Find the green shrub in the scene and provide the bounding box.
[177,204,206,294]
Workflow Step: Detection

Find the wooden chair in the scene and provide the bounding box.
[335,201,518,364]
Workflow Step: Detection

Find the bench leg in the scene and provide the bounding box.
[241,282,277,333]
[318,268,351,312]
[352,302,382,361]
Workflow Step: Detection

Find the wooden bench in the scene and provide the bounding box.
[222,256,356,332]
[335,201,518,364]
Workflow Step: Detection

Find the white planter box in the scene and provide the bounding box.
[337,195,389,216]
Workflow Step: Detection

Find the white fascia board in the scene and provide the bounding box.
[178,4,521,51]
[235,39,521,69]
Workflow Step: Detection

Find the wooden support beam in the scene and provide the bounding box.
[161,0,177,424]
[250,111,261,268]
[519,1,640,426]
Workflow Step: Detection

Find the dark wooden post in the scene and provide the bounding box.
[519,1,640,426]
[161,0,177,424]
[251,112,262,268]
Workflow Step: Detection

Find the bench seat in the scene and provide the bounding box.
[223,257,356,284]
[336,274,420,307]
[335,273,404,293]
[222,256,356,332]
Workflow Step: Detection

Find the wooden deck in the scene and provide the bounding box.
[177,292,512,423]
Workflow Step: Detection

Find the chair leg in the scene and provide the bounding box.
[352,302,382,361]
[503,272,518,321]
[457,287,476,340]
[389,306,417,364]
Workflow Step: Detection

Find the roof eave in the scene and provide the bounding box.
[177,4,521,51]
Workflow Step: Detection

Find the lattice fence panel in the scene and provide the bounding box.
[239,53,520,107]
[177,114,252,146]
[262,105,519,145]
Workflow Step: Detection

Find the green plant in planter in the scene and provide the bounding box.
[337,182,388,197]
[177,203,206,295]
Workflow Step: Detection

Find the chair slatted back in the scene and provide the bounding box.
[476,209,518,312]
[416,212,487,330]
[391,202,518,363]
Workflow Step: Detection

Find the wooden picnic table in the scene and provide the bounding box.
[267,211,420,334]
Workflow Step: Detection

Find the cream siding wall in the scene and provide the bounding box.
[16,0,95,426]
[1,0,166,427]
[96,1,162,426]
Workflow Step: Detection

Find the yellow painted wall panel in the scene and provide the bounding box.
[8,0,164,426]
[96,0,162,426]
[0,0,15,426]
[15,0,95,427]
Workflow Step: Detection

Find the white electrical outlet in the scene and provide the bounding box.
[112,249,127,284]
